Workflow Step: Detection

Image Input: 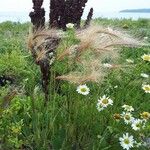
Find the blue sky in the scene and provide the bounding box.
[1,0,150,12]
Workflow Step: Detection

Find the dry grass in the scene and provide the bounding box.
[27,28,62,61]
[27,25,142,84]
[56,25,141,84]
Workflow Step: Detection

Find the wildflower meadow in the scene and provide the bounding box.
[0,18,150,150]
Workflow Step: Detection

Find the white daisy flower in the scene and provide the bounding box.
[76,84,90,95]
[142,84,150,93]
[122,105,134,112]
[66,23,74,29]
[131,119,144,131]
[121,112,134,124]
[97,95,113,111]
[141,54,150,62]
[98,95,113,107]
[141,73,149,78]
[119,133,135,150]
[126,59,134,63]
[103,63,113,68]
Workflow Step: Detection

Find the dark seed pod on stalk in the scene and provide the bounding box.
[29,0,45,30]
[84,8,93,28]
[49,0,65,28]
[30,0,93,29]
[71,0,88,28]
[49,0,91,29]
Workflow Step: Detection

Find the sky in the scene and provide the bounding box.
[0,0,150,13]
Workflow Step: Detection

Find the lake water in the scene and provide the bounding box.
[0,11,150,23]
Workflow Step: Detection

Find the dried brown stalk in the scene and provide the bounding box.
[29,0,45,30]
[28,28,61,103]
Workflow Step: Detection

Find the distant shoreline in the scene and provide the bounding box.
[120,8,150,13]
[1,11,150,23]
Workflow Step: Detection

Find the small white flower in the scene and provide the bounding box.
[103,63,113,68]
[141,73,149,78]
[126,59,134,63]
[135,141,142,148]
[50,57,55,65]
[66,23,74,29]
[119,133,135,150]
[76,84,90,95]
[141,54,150,62]
[114,85,118,89]
[144,37,148,40]
[142,84,150,93]
[121,112,134,124]
[97,95,113,111]
[122,105,134,112]
[98,95,113,107]
[49,52,54,57]
[24,78,29,82]
[97,135,101,139]
[131,119,144,131]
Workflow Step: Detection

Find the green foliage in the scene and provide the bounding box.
[0,50,27,76]
[0,20,150,150]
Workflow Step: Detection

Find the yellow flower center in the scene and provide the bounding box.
[124,138,130,144]
[144,86,150,91]
[102,99,109,104]
[81,88,87,92]
[136,123,141,128]
[113,113,121,120]
[143,55,150,61]
[141,112,150,119]
[125,115,130,120]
